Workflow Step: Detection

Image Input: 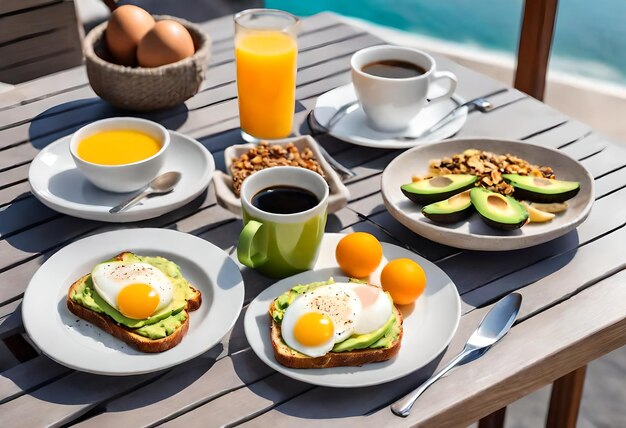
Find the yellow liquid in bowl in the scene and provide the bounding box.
[78,130,162,165]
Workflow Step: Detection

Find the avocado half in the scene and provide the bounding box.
[503,174,580,203]
[470,187,529,230]
[422,190,474,223]
[401,174,477,205]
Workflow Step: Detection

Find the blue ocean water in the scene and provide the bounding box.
[268,0,626,86]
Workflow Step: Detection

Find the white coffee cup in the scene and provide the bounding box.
[351,45,457,132]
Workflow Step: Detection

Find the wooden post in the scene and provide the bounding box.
[478,407,507,428]
[514,0,559,101]
[546,365,587,428]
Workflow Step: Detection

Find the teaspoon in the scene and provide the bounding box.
[109,171,182,214]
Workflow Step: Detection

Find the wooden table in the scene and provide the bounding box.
[1,13,625,428]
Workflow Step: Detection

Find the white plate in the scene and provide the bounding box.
[22,228,244,375]
[381,138,595,251]
[28,131,215,222]
[244,233,461,388]
[313,83,467,149]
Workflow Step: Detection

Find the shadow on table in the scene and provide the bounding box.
[458,229,580,309]
[236,349,445,420]
[1,188,208,255]
[28,99,189,150]
[9,343,225,408]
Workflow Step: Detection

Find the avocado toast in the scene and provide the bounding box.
[269,279,403,369]
[67,252,201,353]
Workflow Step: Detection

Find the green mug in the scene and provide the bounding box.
[237,166,329,278]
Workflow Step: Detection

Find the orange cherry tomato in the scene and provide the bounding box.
[381,258,426,305]
[335,232,383,278]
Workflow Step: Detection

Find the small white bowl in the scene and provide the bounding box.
[70,117,170,193]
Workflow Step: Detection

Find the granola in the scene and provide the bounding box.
[230,141,324,195]
[420,149,555,195]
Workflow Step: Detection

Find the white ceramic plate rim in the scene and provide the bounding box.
[313,83,467,149]
[381,138,595,250]
[22,228,244,375]
[244,233,461,388]
[28,131,215,222]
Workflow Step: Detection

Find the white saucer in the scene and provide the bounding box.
[244,233,461,388]
[313,84,467,149]
[28,131,215,222]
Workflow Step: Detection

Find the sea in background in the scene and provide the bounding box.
[267,0,626,88]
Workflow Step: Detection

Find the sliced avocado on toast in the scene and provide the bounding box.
[503,174,580,203]
[470,187,529,230]
[271,279,400,353]
[401,174,477,204]
[67,252,201,351]
[422,190,474,223]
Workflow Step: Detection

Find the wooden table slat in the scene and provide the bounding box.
[72,349,274,428]
[162,373,313,428]
[0,355,71,404]
[456,96,568,140]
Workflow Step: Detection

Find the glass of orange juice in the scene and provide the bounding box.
[234,9,299,141]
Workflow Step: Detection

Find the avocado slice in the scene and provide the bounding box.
[503,174,580,203]
[470,187,529,230]
[401,174,477,204]
[422,190,474,223]
[332,312,395,352]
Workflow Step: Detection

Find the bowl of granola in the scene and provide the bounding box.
[213,136,350,216]
[381,138,594,250]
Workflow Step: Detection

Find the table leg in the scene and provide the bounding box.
[478,407,507,428]
[546,365,587,428]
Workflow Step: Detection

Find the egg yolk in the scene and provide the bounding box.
[294,312,334,346]
[117,283,160,319]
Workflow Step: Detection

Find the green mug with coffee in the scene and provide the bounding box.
[237,166,329,278]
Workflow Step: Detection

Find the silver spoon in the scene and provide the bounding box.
[391,292,522,417]
[109,171,182,214]
[398,92,503,141]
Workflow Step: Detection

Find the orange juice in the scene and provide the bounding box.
[236,31,297,139]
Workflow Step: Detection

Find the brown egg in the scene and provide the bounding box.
[137,20,195,68]
[105,5,155,66]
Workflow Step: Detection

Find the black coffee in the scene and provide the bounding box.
[252,186,319,214]
[361,60,427,78]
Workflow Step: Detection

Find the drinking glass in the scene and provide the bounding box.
[234,9,299,141]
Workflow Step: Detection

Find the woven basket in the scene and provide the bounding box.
[84,15,211,111]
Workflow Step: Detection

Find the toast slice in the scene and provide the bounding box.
[66,252,201,353]
[269,297,403,369]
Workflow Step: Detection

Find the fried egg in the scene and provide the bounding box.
[351,284,393,334]
[281,283,362,357]
[91,262,173,319]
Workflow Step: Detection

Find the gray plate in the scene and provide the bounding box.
[381,138,595,251]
